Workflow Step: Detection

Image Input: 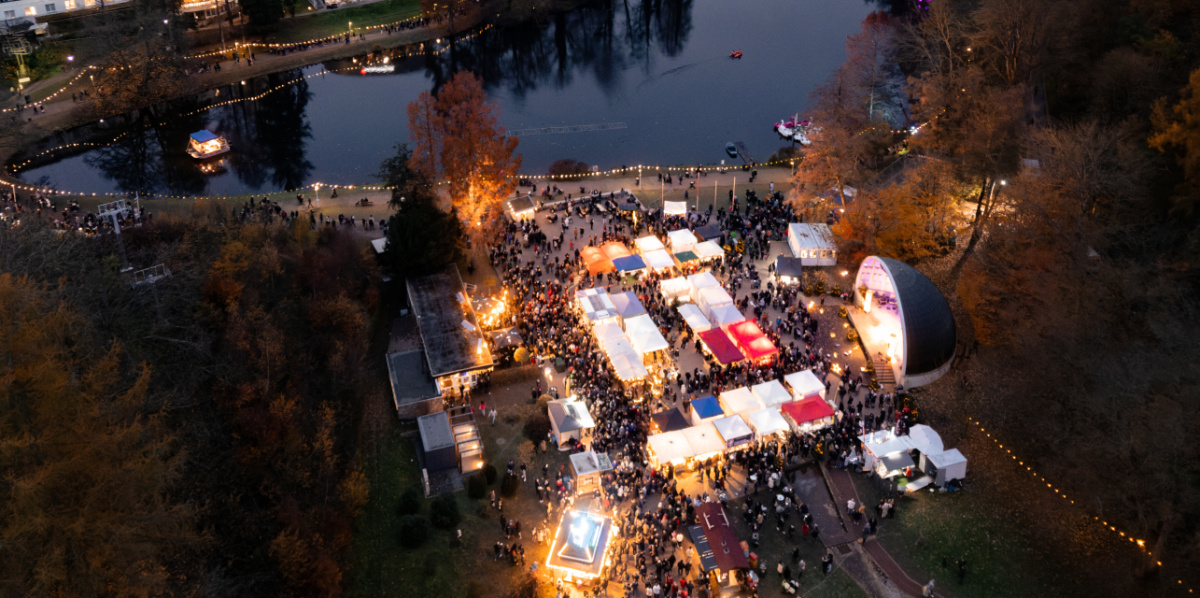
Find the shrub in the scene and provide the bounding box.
[838,306,848,319]
[482,463,498,485]
[397,514,430,548]
[524,412,552,443]
[467,472,487,499]
[500,472,520,498]
[846,329,859,343]
[429,493,461,529]
[396,486,422,516]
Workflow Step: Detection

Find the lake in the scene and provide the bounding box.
[17,0,884,196]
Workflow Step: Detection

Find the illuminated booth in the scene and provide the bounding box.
[745,408,790,438]
[664,200,688,216]
[570,451,615,495]
[548,397,596,450]
[851,256,956,388]
[643,249,678,271]
[681,422,727,462]
[781,396,835,433]
[689,395,725,425]
[678,303,713,333]
[636,235,666,253]
[750,380,793,408]
[581,247,614,275]
[787,223,838,266]
[697,328,744,365]
[693,240,725,262]
[506,195,536,220]
[718,387,765,416]
[783,370,826,401]
[660,276,691,302]
[687,271,721,299]
[546,510,615,583]
[648,430,695,467]
[713,414,755,448]
[708,304,745,328]
[668,228,699,253]
[725,320,778,365]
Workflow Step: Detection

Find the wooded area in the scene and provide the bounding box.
[791,0,1200,587]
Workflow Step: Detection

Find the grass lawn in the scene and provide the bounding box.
[269,0,423,44]
[849,474,1060,598]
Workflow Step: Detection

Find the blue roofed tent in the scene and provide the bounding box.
[689,395,724,425]
[190,130,219,143]
[613,255,647,273]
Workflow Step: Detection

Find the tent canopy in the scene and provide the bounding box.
[690,395,724,421]
[712,414,754,447]
[698,328,743,365]
[648,431,694,464]
[371,237,387,255]
[682,422,726,457]
[548,398,595,433]
[664,201,688,215]
[693,240,724,260]
[697,286,734,319]
[610,291,647,319]
[860,431,915,458]
[750,380,792,407]
[577,288,618,321]
[613,255,647,272]
[668,228,699,252]
[601,241,633,261]
[675,250,700,263]
[719,387,765,415]
[784,370,825,398]
[880,451,915,472]
[708,304,745,327]
[694,223,722,241]
[636,235,666,253]
[687,271,720,297]
[745,408,790,436]
[651,409,691,433]
[592,320,626,342]
[781,396,834,426]
[624,315,670,355]
[581,246,614,274]
[660,276,691,300]
[774,256,804,280]
[609,350,649,381]
[926,448,966,469]
[190,130,218,143]
[643,249,677,270]
[727,320,778,361]
[678,303,713,332]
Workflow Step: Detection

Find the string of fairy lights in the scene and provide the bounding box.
[965,416,1194,594]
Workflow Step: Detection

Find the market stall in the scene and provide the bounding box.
[712,414,755,448]
[592,320,626,342]
[682,422,727,462]
[648,430,696,466]
[577,288,619,324]
[750,380,792,408]
[693,240,725,261]
[773,256,804,285]
[610,291,647,321]
[697,286,734,321]
[506,194,536,220]
[612,255,647,273]
[678,303,713,332]
[688,395,725,425]
[697,328,744,365]
[548,397,596,449]
[546,510,615,582]
[668,228,699,253]
[651,408,691,433]
[787,223,838,266]
[691,503,750,595]
[687,271,721,299]
[781,396,835,433]
[920,448,967,487]
[636,235,666,253]
[600,335,648,382]
[660,276,691,302]
[726,320,778,365]
[744,408,791,437]
[581,247,614,275]
[570,451,615,495]
[694,223,722,242]
[783,370,826,400]
[664,200,688,216]
[643,249,678,271]
[624,315,670,358]
[708,304,745,328]
[718,387,765,415]
[601,241,633,262]
[674,250,700,264]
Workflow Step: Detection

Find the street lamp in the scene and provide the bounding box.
[348,20,353,35]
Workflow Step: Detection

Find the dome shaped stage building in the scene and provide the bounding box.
[850,256,956,388]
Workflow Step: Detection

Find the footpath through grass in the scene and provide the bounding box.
[268,0,423,44]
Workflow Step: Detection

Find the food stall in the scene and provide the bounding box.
[744,408,791,438]
[697,328,744,365]
[648,430,696,467]
[506,194,536,220]
[750,380,792,408]
[611,291,647,322]
[781,396,835,433]
[686,271,720,299]
[713,414,755,448]
[636,235,666,253]
[668,228,699,253]
[708,304,745,328]
[660,276,691,302]
[783,370,826,401]
[570,451,614,495]
[651,408,691,433]
[689,395,725,425]
[642,249,678,271]
[612,254,647,274]
[693,240,725,262]
[697,286,735,321]
[682,422,727,463]
[601,241,634,262]
[726,320,778,365]
[581,246,614,275]
[718,387,765,415]
[678,303,713,333]
[624,315,670,360]
[548,397,596,450]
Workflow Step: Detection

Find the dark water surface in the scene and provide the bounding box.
[19,0,878,196]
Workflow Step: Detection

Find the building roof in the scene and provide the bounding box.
[693,223,722,241]
[190,130,218,143]
[774,256,804,279]
[690,395,724,420]
[417,411,455,453]
[651,408,691,433]
[874,257,957,377]
[695,503,749,571]
[570,451,614,476]
[787,222,837,249]
[386,350,442,408]
[548,398,596,433]
[406,265,494,378]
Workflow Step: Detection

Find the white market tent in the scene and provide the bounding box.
[784,370,826,399]
[745,408,790,437]
[708,304,745,327]
[697,286,734,320]
[687,271,721,299]
[643,249,677,271]
[660,276,691,301]
[610,350,649,382]
[664,201,688,216]
[859,430,919,471]
[577,288,619,322]
[648,431,695,465]
[712,414,755,447]
[625,315,670,356]
[920,448,967,486]
[636,235,666,253]
[719,387,765,415]
[750,380,792,408]
[907,424,944,454]
[787,223,838,266]
[592,320,627,342]
[678,303,713,332]
[693,240,724,261]
[668,229,699,253]
[682,423,727,459]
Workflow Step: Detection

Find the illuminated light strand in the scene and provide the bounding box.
[966,416,1195,594]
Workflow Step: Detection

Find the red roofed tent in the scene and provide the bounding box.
[726,320,778,364]
[698,328,743,365]
[695,503,750,573]
[781,396,835,431]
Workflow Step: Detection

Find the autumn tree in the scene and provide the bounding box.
[407,71,522,243]
[1150,67,1200,216]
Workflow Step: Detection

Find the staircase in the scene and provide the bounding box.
[870,354,896,386]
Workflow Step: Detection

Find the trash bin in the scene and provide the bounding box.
[554,357,566,373]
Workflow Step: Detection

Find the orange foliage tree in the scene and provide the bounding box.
[407,71,522,243]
